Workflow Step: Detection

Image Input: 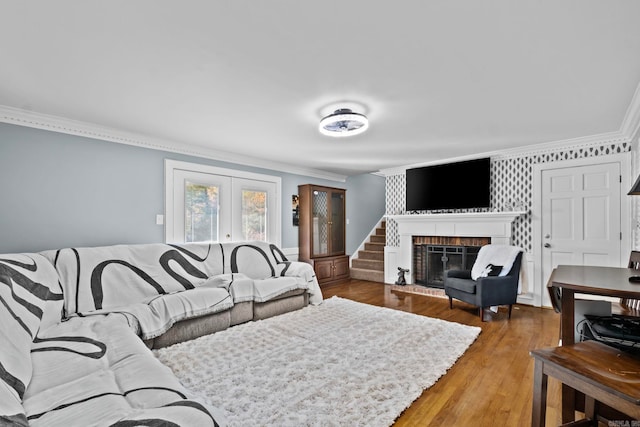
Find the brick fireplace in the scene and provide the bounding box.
[413,236,490,287]
[385,212,524,286]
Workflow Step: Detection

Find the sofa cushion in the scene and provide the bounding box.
[139,286,232,338]
[0,253,63,424]
[40,243,227,315]
[221,241,286,279]
[202,273,255,303]
[0,381,28,427]
[66,286,234,340]
[252,277,306,303]
[24,314,224,426]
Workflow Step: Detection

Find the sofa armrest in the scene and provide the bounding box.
[278,261,323,305]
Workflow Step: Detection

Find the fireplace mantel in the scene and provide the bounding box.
[387,212,526,239]
[385,211,526,285]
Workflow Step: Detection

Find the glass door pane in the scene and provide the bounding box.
[232,178,277,243]
[184,181,220,242]
[241,189,267,241]
[330,191,345,254]
[312,190,328,256]
[172,170,231,243]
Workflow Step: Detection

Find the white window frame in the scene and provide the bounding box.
[164,159,282,246]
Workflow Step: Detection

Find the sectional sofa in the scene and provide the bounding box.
[0,241,321,426]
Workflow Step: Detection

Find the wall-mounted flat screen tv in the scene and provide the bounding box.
[405,158,491,211]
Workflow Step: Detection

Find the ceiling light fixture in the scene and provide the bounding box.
[319,108,369,137]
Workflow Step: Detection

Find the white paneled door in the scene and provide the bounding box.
[541,162,622,305]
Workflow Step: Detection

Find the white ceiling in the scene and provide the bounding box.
[1,1,640,180]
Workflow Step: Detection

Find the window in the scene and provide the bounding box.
[165,160,281,245]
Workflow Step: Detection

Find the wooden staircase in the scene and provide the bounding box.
[350,221,385,283]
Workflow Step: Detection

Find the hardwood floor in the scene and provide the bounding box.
[321,279,563,426]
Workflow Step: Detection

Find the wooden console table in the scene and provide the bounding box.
[546,265,640,423]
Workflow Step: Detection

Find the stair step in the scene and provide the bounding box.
[358,250,384,261]
[370,235,385,244]
[365,242,385,252]
[375,227,386,236]
[350,267,385,283]
[352,259,384,271]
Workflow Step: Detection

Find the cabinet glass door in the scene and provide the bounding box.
[330,191,345,255]
[312,190,329,256]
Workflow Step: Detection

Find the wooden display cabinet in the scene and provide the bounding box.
[298,184,349,285]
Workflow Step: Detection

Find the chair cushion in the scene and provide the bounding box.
[444,277,477,294]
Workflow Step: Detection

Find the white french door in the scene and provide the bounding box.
[165,160,281,245]
[173,170,232,243]
[232,178,271,242]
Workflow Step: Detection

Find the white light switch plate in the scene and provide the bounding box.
[156,214,164,225]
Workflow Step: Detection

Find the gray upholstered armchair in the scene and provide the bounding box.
[444,251,523,321]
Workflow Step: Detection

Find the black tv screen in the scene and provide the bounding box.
[405,158,491,211]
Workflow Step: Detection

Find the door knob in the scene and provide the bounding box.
[544,243,551,248]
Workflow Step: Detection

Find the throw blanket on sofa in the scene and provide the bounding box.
[24,314,224,426]
[471,244,523,281]
[0,254,63,426]
[1,254,223,427]
[41,241,322,339]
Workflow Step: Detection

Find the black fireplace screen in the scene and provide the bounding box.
[413,245,480,288]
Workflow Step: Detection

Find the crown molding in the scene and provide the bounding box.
[378,132,630,177]
[621,81,640,142]
[0,105,348,182]
[491,130,629,160]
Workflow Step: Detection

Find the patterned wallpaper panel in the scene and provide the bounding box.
[386,141,632,251]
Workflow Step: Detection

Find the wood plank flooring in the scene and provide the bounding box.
[321,279,563,426]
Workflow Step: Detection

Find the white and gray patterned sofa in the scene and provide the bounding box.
[1,241,322,426]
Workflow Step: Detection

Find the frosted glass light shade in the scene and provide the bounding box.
[319,109,369,137]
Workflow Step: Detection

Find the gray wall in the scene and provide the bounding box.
[0,123,385,254]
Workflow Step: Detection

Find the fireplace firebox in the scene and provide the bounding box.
[413,244,481,288]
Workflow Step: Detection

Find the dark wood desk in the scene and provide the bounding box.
[546,265,640,423]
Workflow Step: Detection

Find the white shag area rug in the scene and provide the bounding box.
[153,296,481,427]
